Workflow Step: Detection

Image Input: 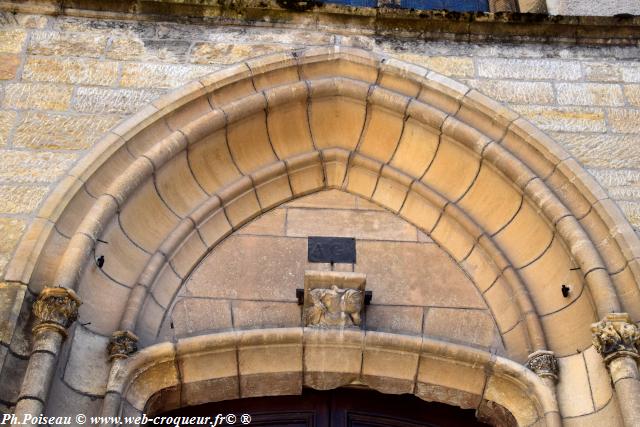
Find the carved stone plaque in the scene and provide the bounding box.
[308,237,356,264]
[303,270,366,328]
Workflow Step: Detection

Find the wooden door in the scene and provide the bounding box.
[157,388,489,427]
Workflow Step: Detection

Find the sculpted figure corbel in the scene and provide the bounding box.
[304,285,363,328]
[302,271,366,329]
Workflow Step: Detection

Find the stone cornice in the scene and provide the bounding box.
[2,0,640,46]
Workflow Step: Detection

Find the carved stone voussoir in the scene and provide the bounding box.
[591,313,640,364]
[526,350,559,382]
[108,330,139,361]
[303,270,366,329]
[32,287,82,337]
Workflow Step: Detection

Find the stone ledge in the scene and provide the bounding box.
[1,0,640,46]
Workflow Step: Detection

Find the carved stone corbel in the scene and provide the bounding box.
[302,271,366,328]
[107,330,139,361]
[32,287,82,339]
[591,313,640,364]
[526,350,559,383]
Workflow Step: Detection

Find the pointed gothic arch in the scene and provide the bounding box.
[7,46,640,426]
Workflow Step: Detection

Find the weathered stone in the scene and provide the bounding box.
[624,85,640,107]
[3,83,72,111]
[286,190,358,209]
[286,208,418,242]
[556,353,595,417]
[55,17,156,38]
[13,112,121,150]
[617,201,640,230]
[511,105,606,132]
[0,29,27,53]
[170,298,233,336]
[583,61,623,82]
[588,168,640,201]
[0,351,27,403]
[190,43,293,65]
[107,38,191,63]
[355,241,486,308]
[622,64,640,83]
[551,132,640,169]
[365,305,423,335]
[423,308,499,349]
[477,58,582,81]
[22,57,119,86]
[0,282,25,343]
[466,79,555,104]
[0,111,16,147]
[556,83,624,106]
[0,185,49,214]
[186,235,305,301]
[63,326,110,395]
[28,31,108,57]
[105,37,146,61]
[120,63,218,88]
[72,87,160,114]
[232,300,301,329]
[390,54,475,78]
[13,14,49,29]
[236,208,286,236]
[0,13,49,29]
[608,108,640,133]
[0,150,76,183]
[0,54,19,80]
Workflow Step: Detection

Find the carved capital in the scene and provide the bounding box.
[591,313,640,364]
[107,330,139,361]
[32,287,81,338]
[526,350,559,382]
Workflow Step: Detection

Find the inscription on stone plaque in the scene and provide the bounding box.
[307,236,356,264]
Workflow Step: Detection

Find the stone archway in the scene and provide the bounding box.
[6,46,640,426]
[101,329,560,427]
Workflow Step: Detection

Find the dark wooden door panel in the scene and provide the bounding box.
[344,412,438,427]
[156,388,489,427]
[243,411,317,426]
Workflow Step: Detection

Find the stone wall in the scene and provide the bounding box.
[1,12,639,287]
[159,190,503,354]
[1,10,639,424]
[546,0,640,16]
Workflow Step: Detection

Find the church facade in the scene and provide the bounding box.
[1,0,640,425]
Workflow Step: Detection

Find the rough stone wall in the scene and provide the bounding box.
[0,8,640,363]
[546,0,640,16]
[0,11,638,423]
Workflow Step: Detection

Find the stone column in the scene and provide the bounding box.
[526,350,559,392]
[591,313,640,427]
[98,330,139,427]
[12,288,81,425]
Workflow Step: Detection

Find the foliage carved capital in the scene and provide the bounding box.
[525,350,559,382]
[107,330,139,361]
[591,313,640,364]
[32,287,81,338]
